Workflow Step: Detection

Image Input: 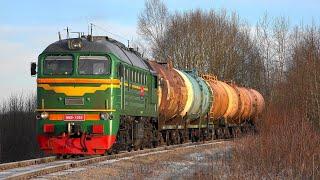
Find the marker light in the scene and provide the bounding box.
[43,124,54,133]
[92,124,104,134]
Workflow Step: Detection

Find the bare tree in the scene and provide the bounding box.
[159,9,265,88]
[137,0,169,60]
[288,25,320,129]
[272,16,290,83]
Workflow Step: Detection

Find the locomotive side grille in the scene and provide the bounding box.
[65,98,84,105]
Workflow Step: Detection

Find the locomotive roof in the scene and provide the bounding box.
[43,36,153,71]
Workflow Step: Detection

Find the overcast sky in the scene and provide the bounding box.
[0,0,319,101]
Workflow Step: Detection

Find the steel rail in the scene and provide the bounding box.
[0,139,231,180]
[0,156,56,171]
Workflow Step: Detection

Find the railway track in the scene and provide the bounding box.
[0,139,231,180]
[0,156,56,171]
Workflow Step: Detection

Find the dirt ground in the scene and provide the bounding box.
[35,141,234,180]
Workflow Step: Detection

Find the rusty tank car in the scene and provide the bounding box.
[149,61,265,143]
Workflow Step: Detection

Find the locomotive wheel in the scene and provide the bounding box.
[106,149,113,155]
[113,148,119,154]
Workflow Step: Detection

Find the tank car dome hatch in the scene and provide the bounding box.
[42,36,153,72]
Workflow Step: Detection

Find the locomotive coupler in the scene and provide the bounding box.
[67,122,83,138]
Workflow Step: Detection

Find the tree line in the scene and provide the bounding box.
[137,0,320,130]
[0,94,44,163]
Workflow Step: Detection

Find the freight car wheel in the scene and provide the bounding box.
[171,131,178,144]
[177,132,182,144]
[234,127,241,138]
[211,130,216,140]
[215,128,223,139]
[165,131,170,146]
[224,127,231,139]
[159,133,165,146]
[152,140,158,148]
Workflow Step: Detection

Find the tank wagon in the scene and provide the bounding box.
[31,36,264,155]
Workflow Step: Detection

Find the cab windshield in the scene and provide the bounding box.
[43,56,73,75]
[78,56,110,75]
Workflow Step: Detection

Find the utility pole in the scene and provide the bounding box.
[90,23,93,36]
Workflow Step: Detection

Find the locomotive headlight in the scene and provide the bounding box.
[40,112,49,119]
[100,112,109,120]
[41,112,49,119]
[67,38,83,50]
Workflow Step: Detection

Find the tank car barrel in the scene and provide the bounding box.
[148,61,188,121]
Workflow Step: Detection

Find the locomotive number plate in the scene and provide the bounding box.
[64,114,85,121]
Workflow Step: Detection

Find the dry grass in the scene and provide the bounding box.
[229,105,320,179]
